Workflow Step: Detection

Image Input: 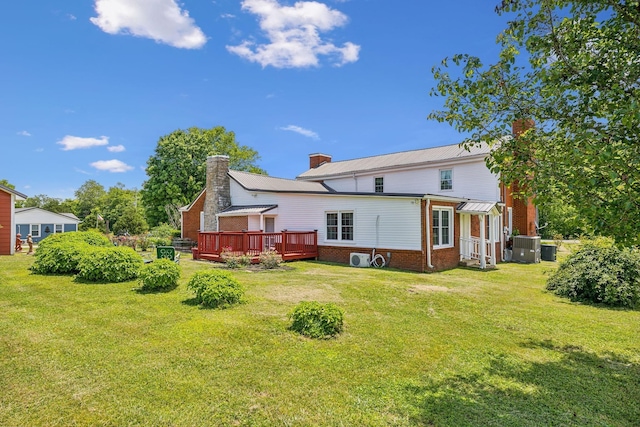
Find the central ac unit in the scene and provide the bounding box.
[512,236,541,264]
[350,252,371,267]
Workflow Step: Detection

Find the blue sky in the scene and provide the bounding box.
[1,0,507,199]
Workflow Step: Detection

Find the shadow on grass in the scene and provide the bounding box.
[134,284,179,294]
[181,297,201,307]
[404,339,640,427]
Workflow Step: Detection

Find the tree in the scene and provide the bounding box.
[102,183,139,231]
[112,205,148,235]
[75,180,106,220]
[0,179,15,189]
[142,126,265,226]
[429,0,640,246]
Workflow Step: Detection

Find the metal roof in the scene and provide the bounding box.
[0,184,27,200]
[229,170,332,193]
[218,205,278,216]
[456,201,502,215]
[297,142,491,180]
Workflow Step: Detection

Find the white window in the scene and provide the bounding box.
[374,177,384,193]
[432,207,453,248]
[31,224,40,238]
[326,211,354,241]
[55,224,63,233]
[440,169,453,191]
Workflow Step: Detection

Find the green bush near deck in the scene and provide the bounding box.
[187,270,244,308]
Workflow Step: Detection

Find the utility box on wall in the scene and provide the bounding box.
[512,236,541,263]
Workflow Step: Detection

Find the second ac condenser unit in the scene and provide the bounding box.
[511,236,541,263]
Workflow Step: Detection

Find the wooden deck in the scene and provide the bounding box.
[193,230,318,263]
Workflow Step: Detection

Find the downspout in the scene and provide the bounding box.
[352,172,358,192]
[425,198,434,269]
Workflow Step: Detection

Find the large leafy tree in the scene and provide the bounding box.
[429,0,640,245]
[75,180,107,220]
[142,126,265,226]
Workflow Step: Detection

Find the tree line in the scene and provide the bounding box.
[2,126,263,236]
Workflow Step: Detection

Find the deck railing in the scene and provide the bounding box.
[196,230,318,261]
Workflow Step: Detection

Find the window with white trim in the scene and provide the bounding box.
[326,211,354,241]
[374,177,384,193]
[55,224,63,233]
[440,169,453,191]
[432,207,453,248]
[31,224,40,238]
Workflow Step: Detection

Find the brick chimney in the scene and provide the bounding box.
[203,155,231,231]
[309,153,331,169]
[512,118,535,138]
[506,119,537,236]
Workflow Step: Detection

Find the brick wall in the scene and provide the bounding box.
[318,246,424,272]
[427,200,461,271]
[219,216,248,232]
[181,192,205,242]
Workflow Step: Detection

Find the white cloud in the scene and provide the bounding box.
[58,135,109,151]
[227,0,360,68]
[107,144,126,152]
[17,130,31,136]
[280,125,319,140]
[90,0,207,49]
[90,159,134,173]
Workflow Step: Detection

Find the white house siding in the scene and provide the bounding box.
[321,159,501,202]
[230,182,422,251]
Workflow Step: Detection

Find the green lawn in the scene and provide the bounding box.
[1,252,638,426]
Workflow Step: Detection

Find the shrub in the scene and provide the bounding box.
[187,270,244,308]
[259,250,282,269]
[149,223,180,240]
[289,301,344,339]
[76,246,144,283]
[32,231,113,274]
[221,249,251,269]
[138,259,180,291]
[546,238,640,308]
[138,236,151,251]
[148,237,172,248]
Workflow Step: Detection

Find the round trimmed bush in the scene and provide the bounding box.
[76,246,144,283]
[138,259,181,291]
[546,238,640,308]
[187,270,244,308]
[32,231,113,274]
[289,301,344,339]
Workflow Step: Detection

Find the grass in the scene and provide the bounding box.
[1,250,639,426]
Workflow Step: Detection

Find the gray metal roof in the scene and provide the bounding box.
[219,205,278,216]
[297,142,491,180]
[0,184,27,200]
[229,170,332,193]
[456,201,502,215]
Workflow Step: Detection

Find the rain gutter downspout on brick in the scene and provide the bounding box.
[425,198,434,269]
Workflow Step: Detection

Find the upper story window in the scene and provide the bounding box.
[374,177,384,193]
[432,207,453,248]
[326,211,354,241]
[440,169,453,191]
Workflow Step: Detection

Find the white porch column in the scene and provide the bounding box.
[489,214,496,267]
[479,214,486,269]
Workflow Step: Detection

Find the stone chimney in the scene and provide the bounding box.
[203,155,231,231]
[309,153,331,169]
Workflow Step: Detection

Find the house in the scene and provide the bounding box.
[0,184,27,255]
[15,208,80,243]
[182,135,536,272]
